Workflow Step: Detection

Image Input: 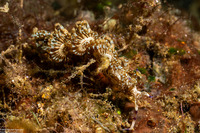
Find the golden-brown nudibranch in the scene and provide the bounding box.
[31,20,149,111]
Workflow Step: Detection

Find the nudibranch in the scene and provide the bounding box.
[31,20,149,111]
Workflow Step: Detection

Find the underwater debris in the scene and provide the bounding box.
[31,20,150,111]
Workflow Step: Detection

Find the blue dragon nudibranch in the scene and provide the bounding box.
[31,20,149,111]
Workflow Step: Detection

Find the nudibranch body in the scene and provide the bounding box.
[32,20,149,111]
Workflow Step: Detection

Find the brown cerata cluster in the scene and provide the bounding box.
[31,20,149,111]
